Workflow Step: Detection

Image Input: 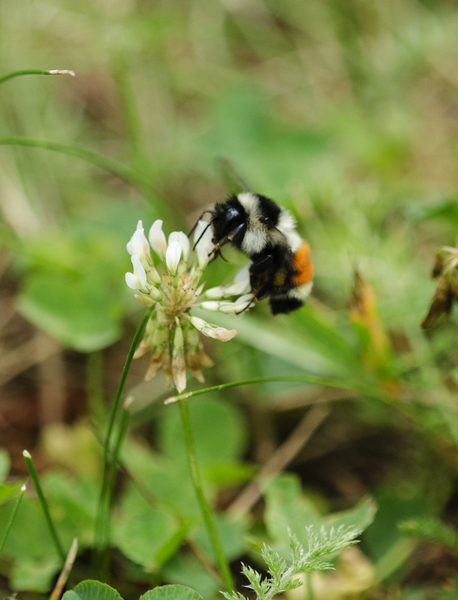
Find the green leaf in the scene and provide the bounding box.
[62,580,123,600]
[0,481,23,505]
[158,397,248,466]
[190,513,247,563]
[43,471,97,547]
[161,552,220,599]
[10,555,61,593]
[326,496,377,532]
[121,440,201,518]
[17,270,122,352]
[140,584,203,600]
[265,475,376,553]
[114,507,183,570]
[0,497,58,560]
[264,474,323,548]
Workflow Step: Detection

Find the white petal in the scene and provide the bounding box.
[193,220,214,253]
[190,316,237,341]
[234,264,250,283]
[190,316,207,332]
[169,231,190,261]
[200,301,220,311]
[196,245,209,270]
[132,254,147,288]
[204,285,225,299]
[126,220,142,254]
[149,220,167,259]
[125,272,142,290]
[224,278,250,296]
[166,241,182,274]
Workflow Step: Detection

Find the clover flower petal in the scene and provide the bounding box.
[169,231,190,261]
[127,220,151,267]
[165,240,182,274]
[125,254,148,291]
[149,220,167,259]
[193,220,214,253]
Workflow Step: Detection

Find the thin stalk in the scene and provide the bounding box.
[0,69,75,85]
[100,396,134,577]
[0,138,147,190]
[23,451,65,561]
[306,573,314,600]
[94,308,153,569]
[178,398,235,592]
[87,350,105,425]
[49,538,78,600]
[165,375,382,405]
[0,484,26,554]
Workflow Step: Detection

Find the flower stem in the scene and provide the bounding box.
[23,451,65,561]
[94,308,153,572]
[178,398,235,592]
[0,69,75,85]
[165,375,382,405]
[99,397,134,577]
[0,484,26,554]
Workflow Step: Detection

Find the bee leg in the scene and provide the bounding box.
[252,281,273,302]
[210,223,246,256]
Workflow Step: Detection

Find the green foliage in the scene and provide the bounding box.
[222,527,360,600]
[158,396,248,467]
[399,517,458,553]
[3,0,458,597]
[63,580,124,600]
[264,474,376,551]
[114,508,183,570]
[62,582,202,600]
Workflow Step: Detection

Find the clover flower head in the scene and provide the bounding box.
[126,219,254,392]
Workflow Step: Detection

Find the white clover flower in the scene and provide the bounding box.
[125,219,253,393]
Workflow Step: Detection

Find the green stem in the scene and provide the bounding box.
[0,484,26,554]
[0,138,147,190]
[100,397,134,577]
[306,573,314,600]
[87,351,105,425]
[0,69,75,85]
[23,451,65,561]
[178,398,235,592]
[166,375,382,404]
[94,308,153,570]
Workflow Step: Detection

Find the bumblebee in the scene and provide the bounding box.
[207,192,313,315]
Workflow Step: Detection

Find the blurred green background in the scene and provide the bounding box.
[2,0,458,598]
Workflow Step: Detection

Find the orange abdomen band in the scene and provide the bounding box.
[292,242,314,286]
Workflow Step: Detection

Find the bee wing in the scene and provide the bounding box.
[216,157,251,195]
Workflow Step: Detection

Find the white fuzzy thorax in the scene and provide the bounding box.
[237,192,303,255]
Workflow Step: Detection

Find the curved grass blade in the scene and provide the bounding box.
[0,69,75,85]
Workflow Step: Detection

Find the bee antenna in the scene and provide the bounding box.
[192,221,213,250]
[188,210,214,238]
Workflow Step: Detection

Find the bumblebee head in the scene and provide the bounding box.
[211,195,247,243]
